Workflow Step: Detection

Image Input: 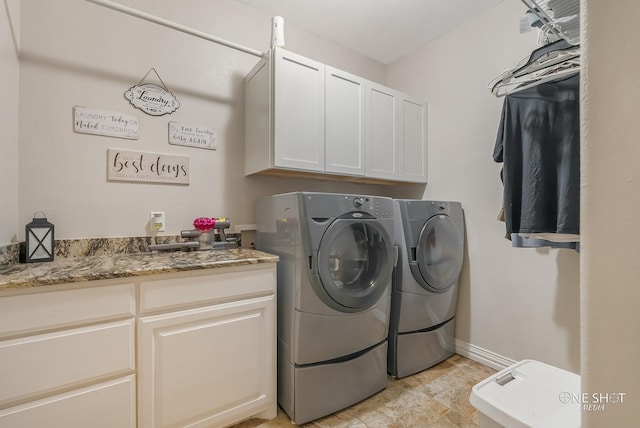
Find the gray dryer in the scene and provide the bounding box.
[388,200,465,378]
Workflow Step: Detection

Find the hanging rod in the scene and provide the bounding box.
[520,0,580,45]
[84,0,266,58]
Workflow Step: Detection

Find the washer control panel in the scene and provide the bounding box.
[338,195,394,218]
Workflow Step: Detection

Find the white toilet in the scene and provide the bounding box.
[470,359,580,428]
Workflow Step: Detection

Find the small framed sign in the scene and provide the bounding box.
[125,83,180,116]
[169,122,217,150]
[73,106,139,139]
[107,149,190,185]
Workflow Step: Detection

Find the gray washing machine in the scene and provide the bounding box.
[255,192,396,425]
[388,200,465,378]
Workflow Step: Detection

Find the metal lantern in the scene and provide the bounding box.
[25,212,55,263]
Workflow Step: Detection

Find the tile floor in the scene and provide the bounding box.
[230,354,496,428]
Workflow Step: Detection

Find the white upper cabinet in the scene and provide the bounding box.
[273,49,325,172]
[325,66,366,176]
[245,58,271,176]
[366,85,428,183]
[366,82,399,180]
[399,95,428,183]
[246,48,325,175]
[245,47,427,184]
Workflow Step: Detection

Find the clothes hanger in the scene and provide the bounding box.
[489,41,580,97]
[512,47,579,79]
[492,65,579,97]
[488,40,576,88]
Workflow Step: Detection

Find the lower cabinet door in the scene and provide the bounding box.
[0,319,135,406]
[0,375,136,428]
[137,295,276,428]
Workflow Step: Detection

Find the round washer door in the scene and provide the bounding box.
[415,214,464,292]
[316,219,393,312]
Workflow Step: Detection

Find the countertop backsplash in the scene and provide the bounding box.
[19,234,239,258]
[0,243,20,273]
[0,233,242,270]
[53,235,184,258]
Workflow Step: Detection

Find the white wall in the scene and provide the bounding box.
[17,0,388,240]
[0,0,20,246]
[387,1,580,373]
[581,0,640,425]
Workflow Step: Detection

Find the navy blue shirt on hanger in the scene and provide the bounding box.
[494,73,580,237]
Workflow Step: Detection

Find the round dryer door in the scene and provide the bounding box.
[316,219,393,311]
[415,214,464,292]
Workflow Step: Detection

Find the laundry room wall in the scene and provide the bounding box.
[13,0,585,378]
[0,0,20,246]
[581,0,640,425]
[16,0,389,240]
[386,0,581,373]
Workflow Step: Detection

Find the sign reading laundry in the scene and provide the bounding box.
[124,83,180,116]
[107,149,190,185]
[169,122,217,150]
[73,106,139,139]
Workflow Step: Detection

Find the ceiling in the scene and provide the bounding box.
[236,0,505,64]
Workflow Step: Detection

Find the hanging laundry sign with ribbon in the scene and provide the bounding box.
[124,68,180,116]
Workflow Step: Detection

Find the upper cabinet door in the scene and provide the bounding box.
[366,82,399,180]
[325,66,366,176]
[399,95,428,183]
[273,48,325,172]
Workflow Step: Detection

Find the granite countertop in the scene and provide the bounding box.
[0,248,279,291]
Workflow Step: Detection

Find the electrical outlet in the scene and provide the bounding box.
[150,211,166,232]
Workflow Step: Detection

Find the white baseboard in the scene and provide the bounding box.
[455,339,517,371]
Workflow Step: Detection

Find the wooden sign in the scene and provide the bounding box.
[168,122,217,150]
[124,83,180,116]
[107,149,190,185]
[73,106,139,139]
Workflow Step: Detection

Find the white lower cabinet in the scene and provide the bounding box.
[138,295,275,428]
[0,319,135,405]
[0,376,137,428]
[137,265,277,428]
[0,262,277,428]
[0,282,136,428]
